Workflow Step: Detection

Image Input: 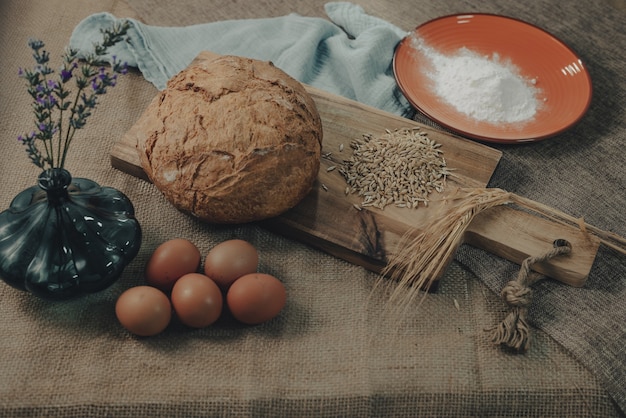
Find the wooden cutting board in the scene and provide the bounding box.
[111,51,599,288]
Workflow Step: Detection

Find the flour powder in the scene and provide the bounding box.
[410,36,540,124]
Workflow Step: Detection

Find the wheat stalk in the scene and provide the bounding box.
[378,187,626,316]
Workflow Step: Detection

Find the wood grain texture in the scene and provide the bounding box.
[111,51,599,287]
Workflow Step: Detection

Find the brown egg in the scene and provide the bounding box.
[226,273,286,325]
[145,238,201,292]
[171,273,223,328]
[204,239,258,290]
[115,286,172,336]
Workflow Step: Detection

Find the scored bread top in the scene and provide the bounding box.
[136,55,323,223]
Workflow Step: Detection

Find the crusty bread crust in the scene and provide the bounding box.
[136,55,323,223]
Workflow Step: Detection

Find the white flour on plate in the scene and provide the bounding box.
[410,35,541,124]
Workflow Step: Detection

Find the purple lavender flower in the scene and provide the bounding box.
[60,69,72,82]
[17,20,130,169]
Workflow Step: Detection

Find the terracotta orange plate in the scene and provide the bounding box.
[393,14,592,143]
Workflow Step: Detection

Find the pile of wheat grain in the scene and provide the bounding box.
[339,127,451,210]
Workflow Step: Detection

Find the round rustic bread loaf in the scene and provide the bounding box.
[136,55,323,223]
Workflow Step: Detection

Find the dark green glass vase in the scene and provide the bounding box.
[0,168,141,300]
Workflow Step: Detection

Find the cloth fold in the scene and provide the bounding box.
[69,2,412,117]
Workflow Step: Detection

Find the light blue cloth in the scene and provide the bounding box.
[70,2,413,117]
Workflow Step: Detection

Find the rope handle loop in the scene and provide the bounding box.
[488,239,572,352]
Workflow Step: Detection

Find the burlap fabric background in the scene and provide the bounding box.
[1,0,624,416]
